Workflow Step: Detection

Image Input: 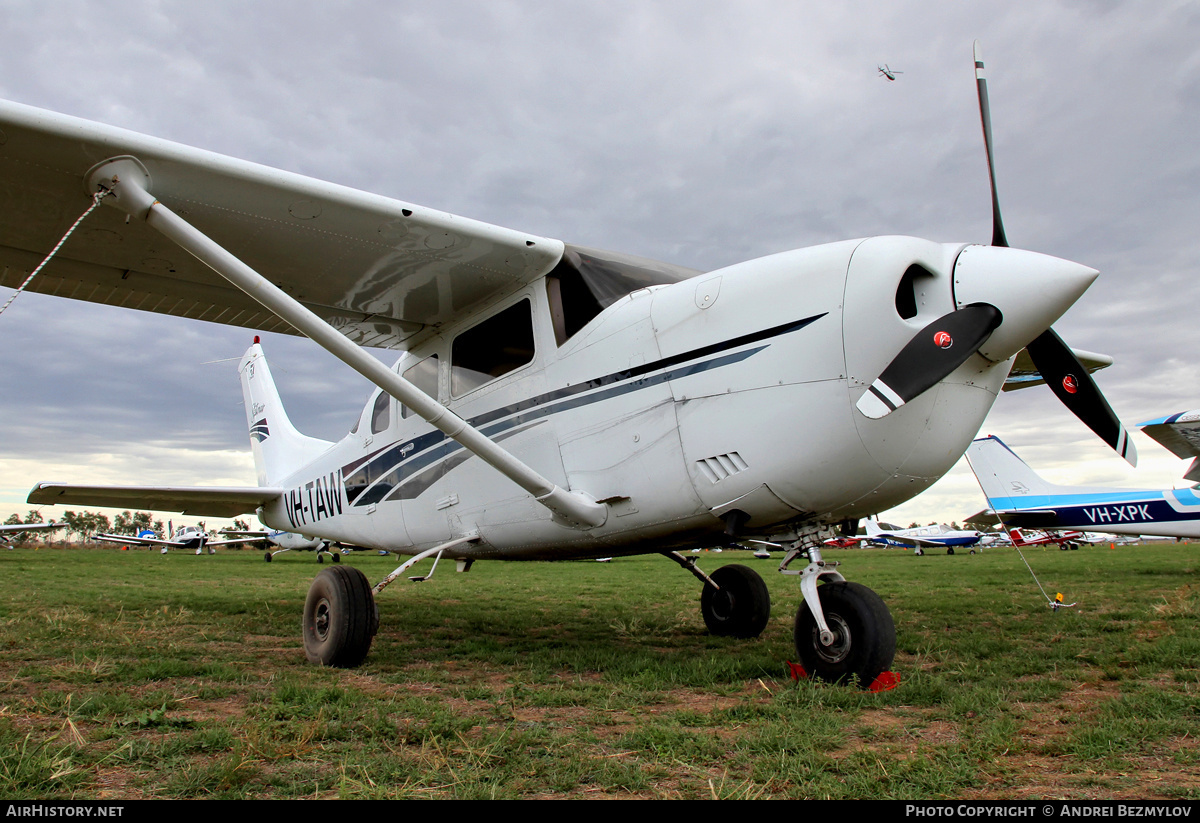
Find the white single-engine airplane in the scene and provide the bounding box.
[863,518,985,555]
[220,528,342,563]
[967,430,1200,540]
[93,522,258,554]
[6,44,1138,687]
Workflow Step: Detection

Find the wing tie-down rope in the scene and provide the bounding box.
[0,189,113,319]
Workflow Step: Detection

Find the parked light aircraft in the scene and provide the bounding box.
[94,523,259,554]
[1006,527,1085,550]
[966,433,1200,539]
[0,522,66,544]
[863,518,984,555]
[6,43,1138,687]
[220,529,340,563]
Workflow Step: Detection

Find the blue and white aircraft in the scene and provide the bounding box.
[863,518,984,555]
[966,427,1200,540]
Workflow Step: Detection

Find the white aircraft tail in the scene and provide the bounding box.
[239,339,333,486]
[965,436,1059,505]
[864,517,883,536]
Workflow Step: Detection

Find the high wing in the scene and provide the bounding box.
[27,483,283,519]
[1002,347,1113,391]
[1139,409,1200,482]
[0,99,566,350]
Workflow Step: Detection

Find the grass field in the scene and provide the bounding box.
[0,541,1197,799]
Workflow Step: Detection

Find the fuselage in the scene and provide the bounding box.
[968,435,1200,539]
[254,237,1033,559]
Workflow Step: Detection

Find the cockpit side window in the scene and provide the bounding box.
[545,245,699,346]
[451,299,535,397]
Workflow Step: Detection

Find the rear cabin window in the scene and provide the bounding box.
[451,299,535,396]
[400,354,439,419]
[370,389,390,434]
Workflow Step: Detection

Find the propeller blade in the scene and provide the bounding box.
[1024,329,1137,466]
[974,40,1009,249]
[857,303,1002,419]
[972,45,1135,465]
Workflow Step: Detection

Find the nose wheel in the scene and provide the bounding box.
[794,581,895,689]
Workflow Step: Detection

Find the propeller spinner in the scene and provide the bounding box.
[858,41,1136,467]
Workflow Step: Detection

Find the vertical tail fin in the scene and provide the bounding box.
[239,339,333,486]
[965,436,1058,507]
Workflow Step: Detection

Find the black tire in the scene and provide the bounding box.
[331,552,341,564]
[303,565,378,667]
[794,581,896,688]
[700,564,771,638]
[947,547,955,556]
[264,552,272,563]
[318,553,324,564]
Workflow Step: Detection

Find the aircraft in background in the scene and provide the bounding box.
[863,518,985,555]
[822,535,867,548]
[0,522,66,545]
[878,64,903,81]
[1006,527,1085,550]
[220,528,342,563]
[966,433,1200,540]
[94,523,260,555]
[10,43,1138,688]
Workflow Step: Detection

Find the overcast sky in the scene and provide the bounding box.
[1,0,1198,532]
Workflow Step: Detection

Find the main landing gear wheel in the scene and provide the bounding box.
[700,564,771,638]
[794,581,895,688]
[303,565,378,667]
[264,552,272,562]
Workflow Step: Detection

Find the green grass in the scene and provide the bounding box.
[0,542,1197,798]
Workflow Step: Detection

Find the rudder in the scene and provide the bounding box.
[240,339,333,486]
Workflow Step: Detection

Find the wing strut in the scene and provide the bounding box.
[87,157,608,530]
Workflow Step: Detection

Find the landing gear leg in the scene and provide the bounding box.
[794,581,895,688]
[663,552,771,639]
[780,540,896,688]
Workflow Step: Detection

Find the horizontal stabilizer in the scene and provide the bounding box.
[28,483,283,518]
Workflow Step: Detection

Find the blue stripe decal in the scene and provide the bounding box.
[343,312,827,506]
